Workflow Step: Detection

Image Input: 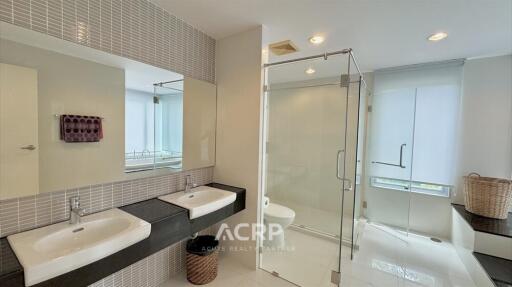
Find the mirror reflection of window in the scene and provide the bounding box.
[125,81,183,172]
[125,89,155,158]
[154,85,183,170]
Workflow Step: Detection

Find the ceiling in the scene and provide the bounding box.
[151,0,512,72]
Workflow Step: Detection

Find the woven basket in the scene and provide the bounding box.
[186,249,219,285]
[464,173,512,219]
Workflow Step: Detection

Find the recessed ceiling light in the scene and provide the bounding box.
[428,32,448,41]
[309,35,325,45]
[305,67,316,75]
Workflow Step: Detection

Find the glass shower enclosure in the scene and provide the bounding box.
[259,49,367,286]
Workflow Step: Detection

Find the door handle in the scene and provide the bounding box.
[336,150,344,180]
[372,143,406,168]
[337,150,353,191]
[20,145,36,150]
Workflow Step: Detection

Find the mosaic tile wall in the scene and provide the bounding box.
[0,0,216,83]
[87,225,218,287]
[0,167,214,237]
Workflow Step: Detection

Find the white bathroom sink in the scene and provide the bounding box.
[7,208,151,286]
[158,186,236,219]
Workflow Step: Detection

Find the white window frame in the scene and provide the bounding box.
[370,176,451,198]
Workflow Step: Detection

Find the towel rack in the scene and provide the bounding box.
[54,114,105,119]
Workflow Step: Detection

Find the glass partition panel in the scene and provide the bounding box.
[366,87,415,232]
[260,52,359,287]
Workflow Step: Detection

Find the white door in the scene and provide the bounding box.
[0,63,39,199]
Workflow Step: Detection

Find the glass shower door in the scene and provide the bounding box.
[335,54,370,287]
[260,53,359,287]
[342,87,415,287]
[366,87,416,233]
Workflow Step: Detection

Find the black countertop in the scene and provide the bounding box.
[0,183,245,287]
[452,204,512,238]
[495,281,512,287]
[474,252,512,287]
[121,196,186,223]
[0,237,23,286]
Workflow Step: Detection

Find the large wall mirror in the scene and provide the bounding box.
[0,23,216,199]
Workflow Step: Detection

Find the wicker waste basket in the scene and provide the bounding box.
[186,235,219,285]
[464,173,512,219]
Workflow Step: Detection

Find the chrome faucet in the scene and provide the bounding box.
[184,175,197,193]
[69,196,84,224]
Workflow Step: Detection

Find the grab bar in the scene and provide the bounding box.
[372,143,406,169]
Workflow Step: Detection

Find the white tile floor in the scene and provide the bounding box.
[261,228,338,286]
[160,257,296,287]
[161,223,476,287]
[261,224,476,287]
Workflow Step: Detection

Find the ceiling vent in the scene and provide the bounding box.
[269,40,298,56]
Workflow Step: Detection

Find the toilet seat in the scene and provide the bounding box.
[264,203,295,219]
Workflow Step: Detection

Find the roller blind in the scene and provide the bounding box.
[370,60,463,187]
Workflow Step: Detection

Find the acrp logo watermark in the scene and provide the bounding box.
[215,223,283,241]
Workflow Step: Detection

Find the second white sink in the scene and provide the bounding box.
[159,186,236,219]
[7,208,151,286]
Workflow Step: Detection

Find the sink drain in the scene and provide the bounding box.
[430,237,442,243]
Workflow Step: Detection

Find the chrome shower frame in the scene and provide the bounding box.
[259,49,367,285]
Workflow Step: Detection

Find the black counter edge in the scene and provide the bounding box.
[473,252,512,287]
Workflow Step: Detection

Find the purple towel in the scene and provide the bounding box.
[60,115,103,142]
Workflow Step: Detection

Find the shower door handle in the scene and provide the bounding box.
[371,143,407,168]
[337,150,353,191]
[336,150,344,180]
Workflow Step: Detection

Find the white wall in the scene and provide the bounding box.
[214,26,264,269]
[266,83,347,213]
[454,55,512,208]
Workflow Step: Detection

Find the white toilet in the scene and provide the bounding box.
[263,202,295,248]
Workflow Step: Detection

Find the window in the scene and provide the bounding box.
[370,177,451,197]
[370,61,463,197]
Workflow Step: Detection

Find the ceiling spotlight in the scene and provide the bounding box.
[309,35,325,45]
[428,32,448,41]
[305,67,316,75]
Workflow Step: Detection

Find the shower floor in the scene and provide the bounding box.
[260,223,476,287]
[272,200,348,237]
